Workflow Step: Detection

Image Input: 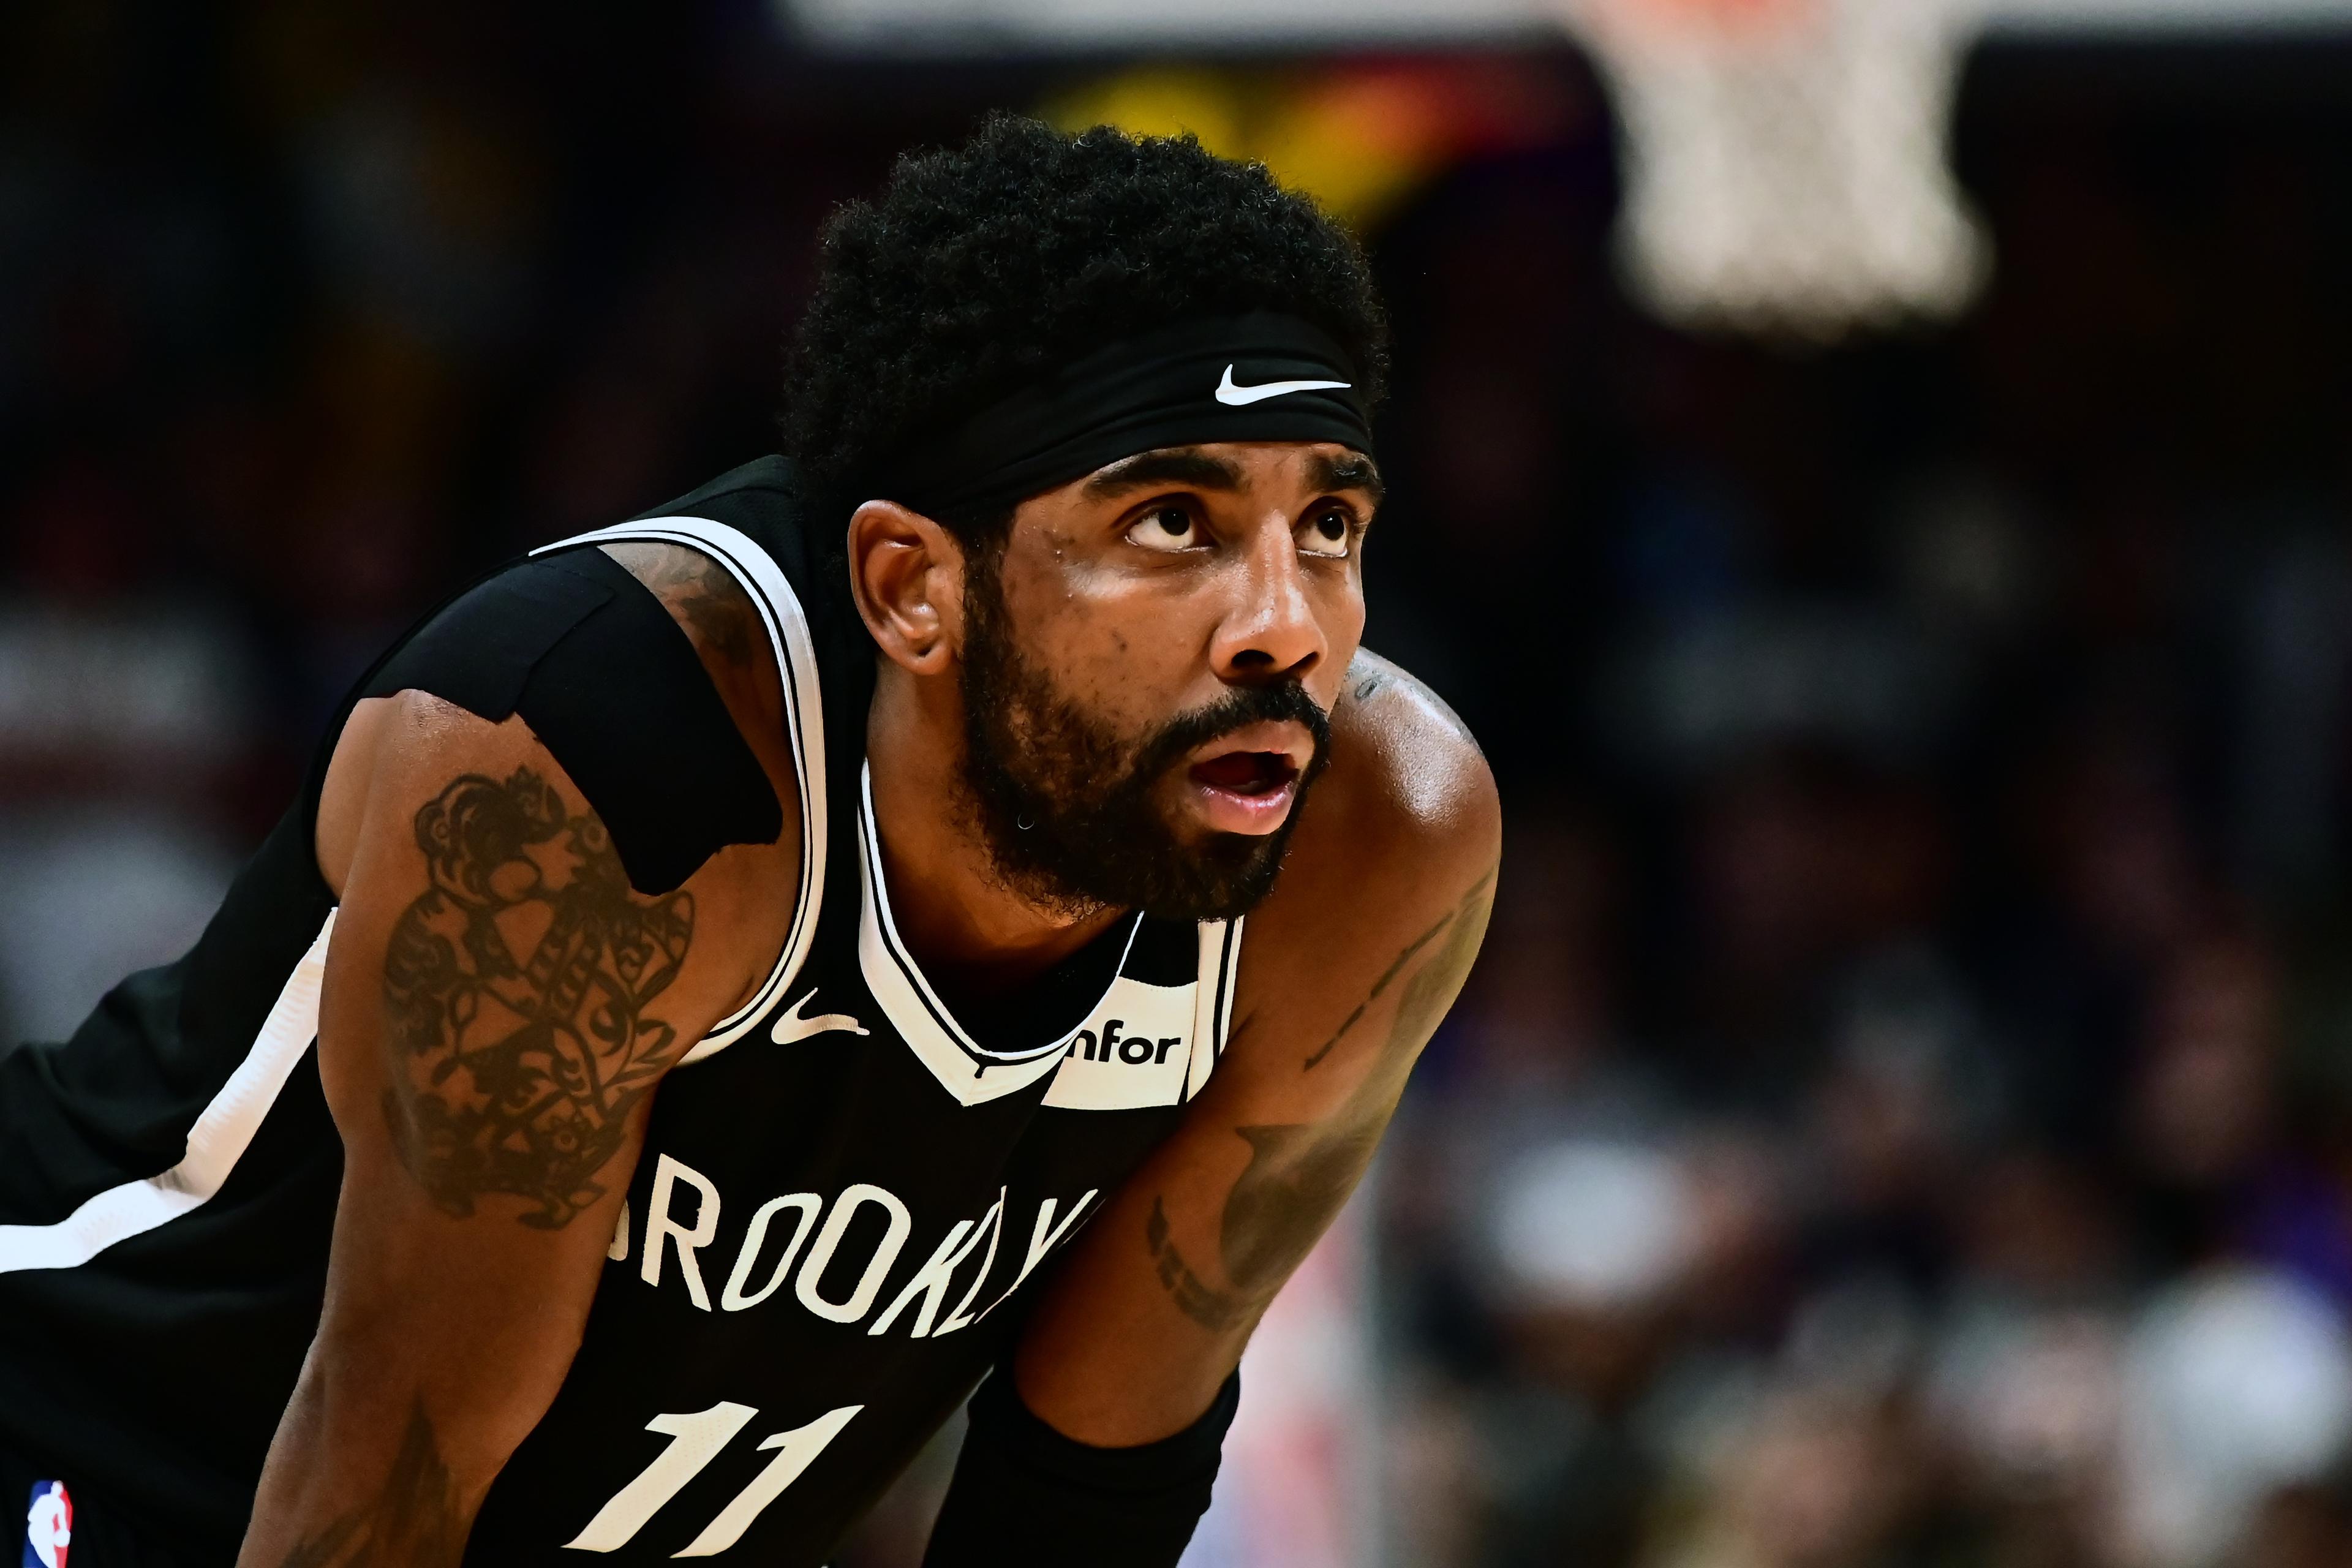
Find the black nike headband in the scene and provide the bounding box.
[880,312,1375,522]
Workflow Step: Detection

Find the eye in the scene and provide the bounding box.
[1125,503,1202,552]
[1297,505,1354,559]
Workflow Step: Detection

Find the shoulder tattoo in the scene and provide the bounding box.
[649,548,758,668]
[380,766,696,1228]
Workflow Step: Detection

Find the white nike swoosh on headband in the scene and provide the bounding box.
[1215,364,1353,406]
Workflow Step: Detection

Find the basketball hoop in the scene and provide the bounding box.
[1559,0,1991,339]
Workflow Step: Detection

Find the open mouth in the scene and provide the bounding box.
[1184,747,1305,836]
[1189,750,1301,797]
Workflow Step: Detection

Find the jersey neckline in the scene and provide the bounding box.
[855,763,1143,1103]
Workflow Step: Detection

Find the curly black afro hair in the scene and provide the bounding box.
[779,113,1388,538]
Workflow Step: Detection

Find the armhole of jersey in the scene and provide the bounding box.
[531,517,826,1064]
[1184,915,1244,1103]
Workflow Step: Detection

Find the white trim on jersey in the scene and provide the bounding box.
[0,910,336,1274]
[855,763,1134,1106]
[1186,913,1244,1103]
[857,762,1246,1111]
[530,516,828,1065]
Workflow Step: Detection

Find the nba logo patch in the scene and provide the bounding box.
[21,1481,69,1568]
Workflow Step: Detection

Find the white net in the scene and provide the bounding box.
[1564,0,1991,339]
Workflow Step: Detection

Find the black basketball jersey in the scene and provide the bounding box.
[0,458,1243,1565]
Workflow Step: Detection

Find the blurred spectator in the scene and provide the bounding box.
[2117,1268,2352,1567]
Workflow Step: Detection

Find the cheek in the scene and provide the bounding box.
[1314,582,1368,692]
[1005,571,1197,717]
[1325,582,1367,646]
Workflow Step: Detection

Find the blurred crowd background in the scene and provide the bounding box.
[6,4,2352,1566]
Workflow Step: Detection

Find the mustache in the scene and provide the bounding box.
[1128,680,1333,792]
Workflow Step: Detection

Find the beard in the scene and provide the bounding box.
[956,553,1332,924]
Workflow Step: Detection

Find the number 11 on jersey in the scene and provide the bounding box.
[565,1401,864,1556]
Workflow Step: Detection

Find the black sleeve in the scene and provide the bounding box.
[922,1365,1240,1568]
[363,546,781,895]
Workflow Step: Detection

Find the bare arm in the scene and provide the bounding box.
[240,548,796,1566]
[1012,652,1499,1442]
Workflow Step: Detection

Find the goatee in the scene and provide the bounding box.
[955,555,1330,923]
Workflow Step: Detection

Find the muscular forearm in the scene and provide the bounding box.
[1013,1092,1391,1442]
[1017,861,1497,1444]
[235,1224,589,1568]
[238,1370,475,1568]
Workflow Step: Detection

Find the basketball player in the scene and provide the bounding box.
[0,117,1497,1566]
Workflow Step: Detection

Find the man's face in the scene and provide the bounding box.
[956,440,1378,922]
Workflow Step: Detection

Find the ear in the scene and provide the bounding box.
[847,499,965,677]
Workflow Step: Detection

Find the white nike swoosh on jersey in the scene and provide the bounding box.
[771,988,870,1045]
[1214,364,1353,406]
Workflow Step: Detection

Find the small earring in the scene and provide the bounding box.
[1016,814,1035,831]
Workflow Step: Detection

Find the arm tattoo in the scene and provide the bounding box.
[273,1404,465,1568]
[1147,1196,1244,1332]
[1302,866,1495,1071]
[382,766,696,1228]
[1148,864,1496,1330]
[1147,1120,1386,1333]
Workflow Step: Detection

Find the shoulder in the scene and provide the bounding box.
[598,540,788,737]
[320,539,805,954]
[1231,651,1499,1014]
[325,689,793,919]
[320,688,794,1019]
[1290,649,1500,893]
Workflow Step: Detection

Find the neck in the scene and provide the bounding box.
[864,664,1126,1003]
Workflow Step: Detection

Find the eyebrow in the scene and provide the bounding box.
[1083,448,1245,499]
[1083,446,1387,503]
[1307,450,1385,502]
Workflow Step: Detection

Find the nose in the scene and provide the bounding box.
[1208,516,1326,684]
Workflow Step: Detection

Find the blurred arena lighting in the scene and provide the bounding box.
[1038,61,1578,230]
[785,0,2352,337]
[786,0,1547,47]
